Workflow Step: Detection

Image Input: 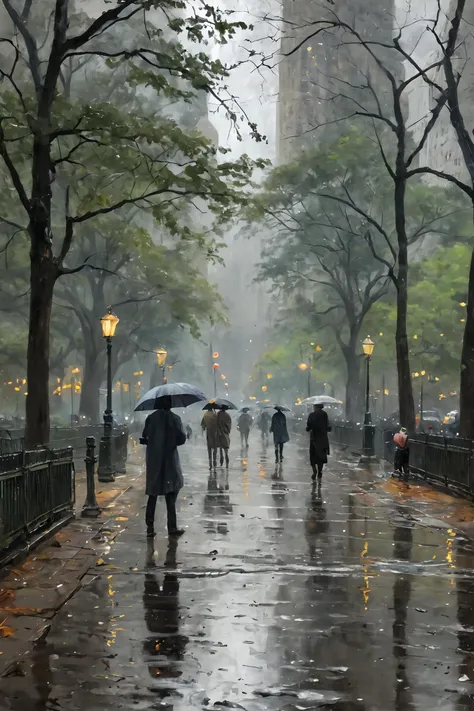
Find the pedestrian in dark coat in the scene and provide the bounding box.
[140,396,187,538]
[306,404,331,481]
[201,408,219,469]
[270,406,290,463]
[237,408,253,448]
[217,406,232,467]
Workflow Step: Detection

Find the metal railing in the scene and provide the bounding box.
[330,420,474,497]
[0,447,75,554]
[0,424,129,469]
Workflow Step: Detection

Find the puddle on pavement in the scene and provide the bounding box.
[3,440,474,709]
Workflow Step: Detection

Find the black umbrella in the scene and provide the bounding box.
[203,398,237,411]
[264,404,291,412]
[134,382,207,411]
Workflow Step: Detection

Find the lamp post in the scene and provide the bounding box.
[361,336,376,463]
[213,362,219,398]
[156,347,168,384]
[298,362,311,398]
[98,307,119,482]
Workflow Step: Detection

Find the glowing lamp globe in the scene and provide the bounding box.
[362,336,375,357]
[101,308,119,338]
[156,348,167,367]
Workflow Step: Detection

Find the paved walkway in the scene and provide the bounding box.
[2,434,474,710]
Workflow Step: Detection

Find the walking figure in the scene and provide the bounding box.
[217,405,232,467]
[238,408,253,449]
[201,406,219,469]
[306,403,331,481]
[140,396,187,539]
[393,427,409,480]
[270,406,289,463]
[257,409,271,444]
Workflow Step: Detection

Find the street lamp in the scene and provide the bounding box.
[298,361,311,398]
[156,347,168,384]
[98,307,119,482]
[213,362,219,398]
[361,336,376,463]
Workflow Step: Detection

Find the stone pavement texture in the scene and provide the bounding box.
[2,434,474,710]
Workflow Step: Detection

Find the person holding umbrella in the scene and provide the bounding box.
[306,403,331,482]
[270,405,290,463]
[136,381,207,538]
[140,396,187,538]
[217,404,232,467]
[201,402,219,470]
[237,407,253,449]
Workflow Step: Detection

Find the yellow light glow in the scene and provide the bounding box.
[413,334,418,340]
[316,345,322,352]
[298,363,308,371]
[421,370,426,376]
[266,373,273,379]
[156,348,167,367]
[384,389,390,396]
[101,308,119,338]
[261,385,268,392]
[362,336,375,357]
[460,302,467,307]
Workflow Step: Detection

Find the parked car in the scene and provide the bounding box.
[442,410,460,437]
[418,409,442,433]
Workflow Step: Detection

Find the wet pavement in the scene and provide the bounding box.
[3,434,474,710]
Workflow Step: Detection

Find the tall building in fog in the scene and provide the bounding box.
[405,0,474,182]
[278,1,398,161]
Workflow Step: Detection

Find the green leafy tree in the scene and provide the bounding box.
[0,0,264,445]
[57,216,225,421]
[249,132,467,419]
[366,243,469,409]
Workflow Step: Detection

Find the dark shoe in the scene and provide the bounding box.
[311,472,317,481]
[280,457,283,463]
[168,528,185,537]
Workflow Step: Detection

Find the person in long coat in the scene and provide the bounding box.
[306,403,331,481]
[140,396,187,538]
[201,406,219,469]
[237,408,253,448]
[217,405,232,467]
[257,409,271,444]
[270,406,290,463]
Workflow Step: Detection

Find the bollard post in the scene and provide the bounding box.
[81,436,101,518]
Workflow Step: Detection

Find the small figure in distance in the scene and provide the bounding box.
[393,427,409,481]
[217,404,232,467]
[270,405,290,463]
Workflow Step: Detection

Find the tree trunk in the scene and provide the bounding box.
[344,349,361,422]
[25,259,56,446]
[394,178,416,433]
[80,345,104,424]
[460,245,474,437]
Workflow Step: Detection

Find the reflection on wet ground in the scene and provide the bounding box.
[3,435,474,709]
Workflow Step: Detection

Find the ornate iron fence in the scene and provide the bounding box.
[0,447,74,554]
[330,421,474,497]
[0,425,129,469]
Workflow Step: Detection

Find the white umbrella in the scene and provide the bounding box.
[134,382,207,411]
[300,396,342,406]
